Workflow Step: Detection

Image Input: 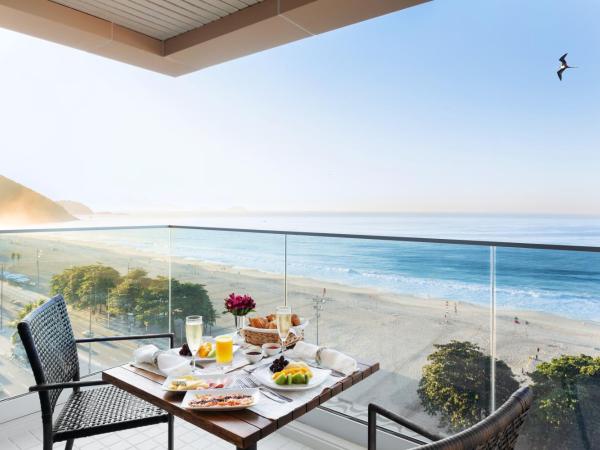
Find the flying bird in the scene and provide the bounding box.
[557,53,576,81]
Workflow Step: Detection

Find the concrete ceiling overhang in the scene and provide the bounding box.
[0,0,429,76]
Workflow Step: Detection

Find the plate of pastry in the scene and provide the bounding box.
[246,313,304,330]
[181,388,260,411]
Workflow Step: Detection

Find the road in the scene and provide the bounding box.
[0,283,159,397]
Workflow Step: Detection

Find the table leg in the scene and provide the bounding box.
[236,445,257,450]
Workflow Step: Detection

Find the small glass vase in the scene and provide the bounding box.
[234,314,246,344]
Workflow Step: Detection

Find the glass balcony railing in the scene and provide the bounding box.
[0,224,599,449]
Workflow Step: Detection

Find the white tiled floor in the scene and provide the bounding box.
[0,413,316,450]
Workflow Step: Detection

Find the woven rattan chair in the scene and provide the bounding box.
[18,295,175,450]
[368,386,533,450]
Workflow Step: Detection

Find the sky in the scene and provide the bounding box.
[0,0,599,214]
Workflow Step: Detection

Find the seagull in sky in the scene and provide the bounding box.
[557,53,577,81]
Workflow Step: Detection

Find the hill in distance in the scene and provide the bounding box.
[0,175,76,226]
[57,200,93,216]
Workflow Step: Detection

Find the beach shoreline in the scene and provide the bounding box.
[2,232,600,426]
[4,233,600,356]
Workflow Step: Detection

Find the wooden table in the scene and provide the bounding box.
[103,361,379,449]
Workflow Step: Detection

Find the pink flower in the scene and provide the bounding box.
[223,293,256,316]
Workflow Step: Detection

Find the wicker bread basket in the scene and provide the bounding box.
[241,321,305,347]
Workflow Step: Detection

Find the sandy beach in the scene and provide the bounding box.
[1,232,600,429]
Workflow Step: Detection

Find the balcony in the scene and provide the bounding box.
[0,224,599,449]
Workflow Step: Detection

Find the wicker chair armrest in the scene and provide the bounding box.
[75,333,175,348]
[368,403,443,449]
[30,380,108,392]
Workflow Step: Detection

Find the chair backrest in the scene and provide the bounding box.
[416,386,533,450]
[17,295,80,415]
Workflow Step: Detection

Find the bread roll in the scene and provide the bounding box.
[291,314,301,326]
[249,317,266,328]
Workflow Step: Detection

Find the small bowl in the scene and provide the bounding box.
[262,342,282,357]
[244,348,263,364]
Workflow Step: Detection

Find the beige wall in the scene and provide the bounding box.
[0,0,429,76]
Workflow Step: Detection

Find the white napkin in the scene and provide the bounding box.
[249,375,338,420]
[133,344,192,377]
[292,341,357,376]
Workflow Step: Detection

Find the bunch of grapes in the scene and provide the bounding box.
[179,343,192,356]
[269,356,289,373]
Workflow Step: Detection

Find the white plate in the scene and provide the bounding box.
[181,388,260,411]
[171,341,240,362]
[252,365,331,391]
[161,374,237,392]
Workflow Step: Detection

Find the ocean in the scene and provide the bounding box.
[65,213,600,322]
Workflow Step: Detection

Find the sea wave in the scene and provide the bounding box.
[89,227,600,322]
[285,263,600,321]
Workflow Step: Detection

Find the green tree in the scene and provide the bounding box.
[172,279,217,328]
[50,264,119,311]
[10,298,46,347]
[78,265,120,312]
[50,266,86,306]
[10,298,46,364]
[49,264,216,340]
[170,278,217,342]
[418,340,519,432]
[107,269,150,316]
[523,354,600,450]
[133,277,217,336]
[133,275,170,328]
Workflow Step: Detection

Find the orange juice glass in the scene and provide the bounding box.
[215,335,233,364]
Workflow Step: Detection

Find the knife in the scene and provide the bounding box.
[224,361,251,373]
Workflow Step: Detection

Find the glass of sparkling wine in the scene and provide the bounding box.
[185,315,203,371]
[276,306,292,352]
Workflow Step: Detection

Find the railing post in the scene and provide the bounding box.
[0,263,4,330]
[490,246,497,413]
[168,227,172,334]
[284,234,288,306]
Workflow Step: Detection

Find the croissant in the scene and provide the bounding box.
[291,314,301,326]
[266,314,276,322]
[249,317,268,328]
[267,322,277,329]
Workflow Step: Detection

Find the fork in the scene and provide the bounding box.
[238,378,286,404]
[241,375,294,403]
[243,361,271,373]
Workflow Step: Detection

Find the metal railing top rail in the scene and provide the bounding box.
[0,223,599,253]
[0,224,167,234]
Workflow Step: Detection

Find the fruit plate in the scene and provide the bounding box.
[161,374,237,392]
[181,388,260,411]
[252,365,331,391]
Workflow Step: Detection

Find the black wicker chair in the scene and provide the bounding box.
[17,295,175,450]
[368,386,533,450]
